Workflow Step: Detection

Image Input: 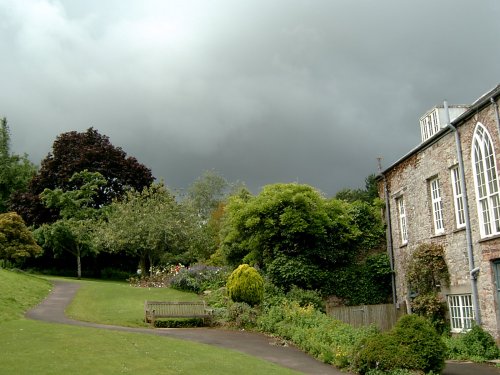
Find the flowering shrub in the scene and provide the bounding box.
[169,264,229,294]
[128,264,185,288]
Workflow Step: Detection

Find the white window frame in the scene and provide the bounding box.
[447,294,474,333]
[397,197,408,245]
[451,166,466,229]
[420,110,440,142]
[472,123,500,238]
[430,178,444,234]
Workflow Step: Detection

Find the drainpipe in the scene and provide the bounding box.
[444,101,481,325]
[382,174,398,308]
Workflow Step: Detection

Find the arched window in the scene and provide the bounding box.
[472,123,500,237]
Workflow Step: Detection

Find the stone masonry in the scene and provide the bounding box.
[379,85,500,339]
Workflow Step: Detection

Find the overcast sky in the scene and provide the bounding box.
[1,0,499,196]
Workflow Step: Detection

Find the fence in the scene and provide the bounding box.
[326,303,406,331]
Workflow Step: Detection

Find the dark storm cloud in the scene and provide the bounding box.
[1,0,499,195]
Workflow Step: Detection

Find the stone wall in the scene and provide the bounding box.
[380,96,500,339]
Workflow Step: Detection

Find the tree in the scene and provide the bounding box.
[35,171,107,279]
[95,183,200,275]
[10,128,154,225]
[184,170,247,262]
[219,183,361,291]
[0,212,42,263]
[335,173,379,203]
[186,169,229,220]
[0,118,36,213]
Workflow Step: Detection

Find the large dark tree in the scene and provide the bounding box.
[10,128,154,225]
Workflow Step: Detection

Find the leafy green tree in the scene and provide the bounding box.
[220,183,360,291]
[10,128,153,225]
[0,212,42,263]
[35,170,107,279]
[335,173,379,203]
[187,169,229,220]
[95,183,201,275]
[184,171,247,262]
[0,118,36,213]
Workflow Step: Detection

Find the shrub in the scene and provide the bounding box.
[354,333,407,374]
[406,243,449,295]
[258,299,378,369]
[204,286,230,308]
[365,369,417,375]
[325,254,392,306]
[226,301,260,329]
[462,324,500,359]
[354,315,446,374]
[100,267,131,280]
[444,324,500,361]
[226,264,264,306]
[169,265,229,294]
[154,318,205,328]
[411,292,448,334]
[262,278,286,310]
[286,285,325,312]
[266,254,328,292]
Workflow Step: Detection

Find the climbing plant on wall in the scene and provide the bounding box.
[406,243,450,295]
[406,242,450,333]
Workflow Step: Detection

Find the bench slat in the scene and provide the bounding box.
[144,301,212,326]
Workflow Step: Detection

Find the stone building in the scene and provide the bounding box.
[378,84,500,338]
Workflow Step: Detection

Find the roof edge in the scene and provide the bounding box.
[379,84,500,177]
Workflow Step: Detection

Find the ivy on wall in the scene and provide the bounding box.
[406,243,450,295]
[406,243,450,333]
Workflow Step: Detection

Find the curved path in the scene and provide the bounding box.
[26,281,339,375]
[25,281,500,375]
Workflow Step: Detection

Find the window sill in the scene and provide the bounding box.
[453,227,466,234]
[450,328,471,334]
[399,243,408,249]
[478,233,500,243]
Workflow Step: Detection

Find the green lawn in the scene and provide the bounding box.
[65,278,200,327]
[1,319,298,375]
[0,270,299,374]
[0,268,52,322]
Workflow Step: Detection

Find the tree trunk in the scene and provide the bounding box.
[139,255,146,277]
[77,246,82,280]
[149,254,153,277]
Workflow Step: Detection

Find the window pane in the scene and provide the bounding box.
[473,124,500,237]
[451,167,466,227]
[430,179,444,233]
[397,198,408,244]
[448,294,474,332]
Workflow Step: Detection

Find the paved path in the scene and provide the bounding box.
[25,281,339,375]
[25,281,500,375]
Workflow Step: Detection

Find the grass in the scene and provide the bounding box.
[0,270,299,374]
[1,319,298,374]
[64,278,201,327]
[0,268,52,322]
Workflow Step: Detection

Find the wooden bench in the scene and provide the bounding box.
[144,301,213,326]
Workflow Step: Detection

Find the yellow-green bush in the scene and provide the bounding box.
[226,264,264,306]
